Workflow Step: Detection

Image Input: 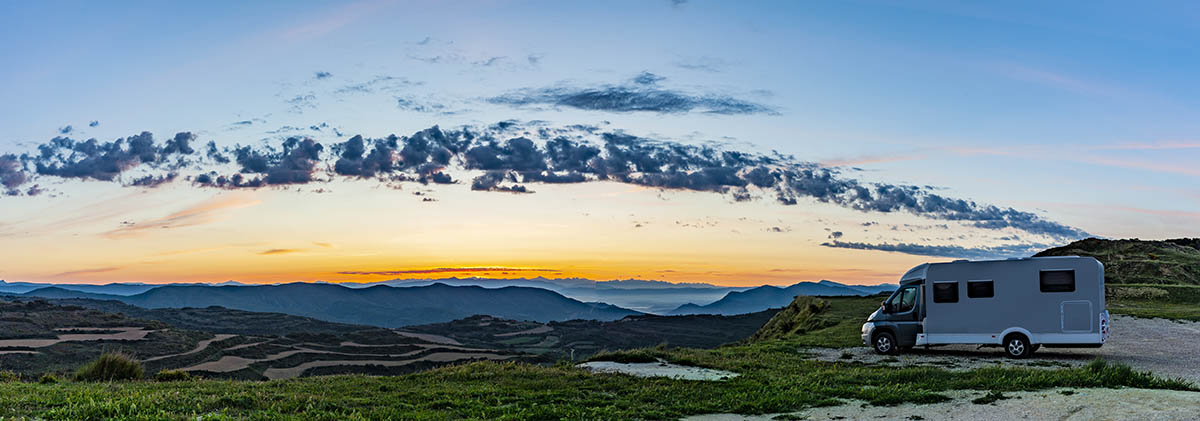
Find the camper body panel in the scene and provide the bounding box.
[920,256,1106,346]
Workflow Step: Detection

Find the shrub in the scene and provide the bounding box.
[154,370,192,382]
[0,371,18,382]
[74,352,144,381]
[38,374,58,384]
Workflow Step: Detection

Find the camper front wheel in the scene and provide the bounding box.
[872,332,897,355]
[1004,334,1032,359]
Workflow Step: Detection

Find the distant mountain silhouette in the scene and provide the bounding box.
[16,283,641,327]
[668,281,896,315]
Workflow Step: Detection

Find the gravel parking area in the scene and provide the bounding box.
[815,315,1200,384]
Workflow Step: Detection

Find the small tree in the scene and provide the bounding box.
[75,352,144,381]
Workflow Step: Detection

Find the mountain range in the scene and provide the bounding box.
[12,283,640,327]
[669,281,895,315]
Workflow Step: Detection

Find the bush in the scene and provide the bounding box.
[38,374,58,384]
[0,371,18,382]
[154,370,192,382]
[74,352,144,382]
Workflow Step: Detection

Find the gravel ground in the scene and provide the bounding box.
[815,315,1200,384]
[579,360,739,381]
[687,388,1200,421]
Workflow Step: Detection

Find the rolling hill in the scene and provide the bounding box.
[668,281,895,315]
[15,283,642,327]
[1035,237,1200,285]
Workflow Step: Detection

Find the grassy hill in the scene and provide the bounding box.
[1036,237,1200,285]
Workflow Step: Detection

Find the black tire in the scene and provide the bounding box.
[1004,334,1032,359]
[873,331,898,355]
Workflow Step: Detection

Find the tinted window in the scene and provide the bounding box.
[932,282,958,303]
[1040,270,1075,292]
[967,280,994,298]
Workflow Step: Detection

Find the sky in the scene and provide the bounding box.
[0,0,1197,287]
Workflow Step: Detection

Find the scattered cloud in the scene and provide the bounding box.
[337,267,561,276]
[102,194,261,238]
[59,125,73,134]
[88,121,99,127]
[675,56,728,73]
[314,71,332,79]
[820,240,1050,259]
[50,266,121,278]
[487,73,777,115]
[258,248,301,255]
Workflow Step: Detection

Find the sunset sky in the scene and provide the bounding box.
[1,1,1197,287]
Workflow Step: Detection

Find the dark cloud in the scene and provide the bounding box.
[88,121,99,127]
[632,71,666,85]
[314,71,332,79]
[29,131,195,182]
[820,240,1050,260]
[59,125,73,134]
[5,121,1087,240]
[129,173,177,188]
[0,154,28,195]
[233,137,324,185]
[829,231,843,239]
[487,74,776,115]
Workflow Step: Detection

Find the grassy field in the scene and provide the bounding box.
[0,341,1191,420]
[1107,284,1200,321]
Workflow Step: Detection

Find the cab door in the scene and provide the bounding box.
[888,285,923,347]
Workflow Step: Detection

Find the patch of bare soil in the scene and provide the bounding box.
[142,334,237,362]
[687,388,1200,421]
[0,327,154,348]
[393,330,463,345]
[495,325,553,337]
[262,352,513,379]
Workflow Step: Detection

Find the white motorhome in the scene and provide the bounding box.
[861,256,1110,358]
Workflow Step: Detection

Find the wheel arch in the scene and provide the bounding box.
[999,327,1034,345]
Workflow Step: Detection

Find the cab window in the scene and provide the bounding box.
[889,286,918,313]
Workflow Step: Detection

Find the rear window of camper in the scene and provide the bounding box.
[1040,270,1075,292]
[932,282,958,303]
[967,280,994,298]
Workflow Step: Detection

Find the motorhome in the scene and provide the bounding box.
[861,256,1109,358]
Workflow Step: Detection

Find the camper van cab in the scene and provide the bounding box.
[861,256,1109,358]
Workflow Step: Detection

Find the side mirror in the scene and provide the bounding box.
[881,301,891,313]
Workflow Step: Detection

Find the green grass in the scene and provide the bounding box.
[746,295,883,348]
[0,338,1191,420]
[74,352,144,382]
[1108,284,1200,321]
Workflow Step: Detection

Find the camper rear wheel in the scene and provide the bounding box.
[872,331,898,355]
[1003,334,1032,359]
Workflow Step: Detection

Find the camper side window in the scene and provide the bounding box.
[967,281,994,298]
[1040,270,1075,293]
[932,282,958,303]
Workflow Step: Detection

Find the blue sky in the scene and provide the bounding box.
[0,0,1196,285]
